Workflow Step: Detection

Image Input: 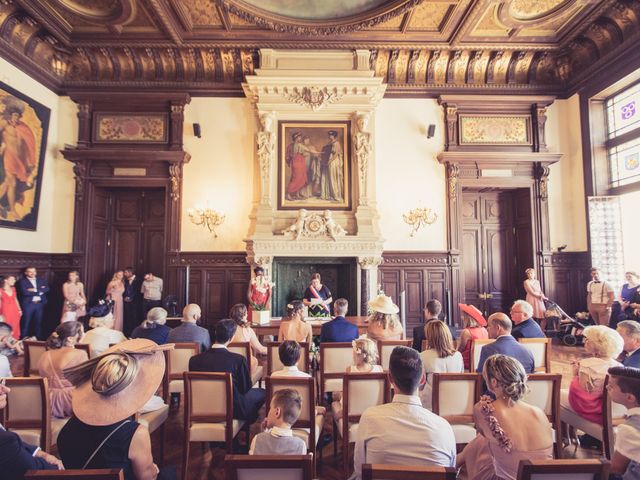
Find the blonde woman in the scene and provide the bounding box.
[106,270,125,332]
[457,303,488,370]
[278,300,312,343]
[420,321,464,410]
[366,294,403,341]
[61,270,86,322]
[80,304,126,358]
[523,268,547,329]
[458,354,553,480]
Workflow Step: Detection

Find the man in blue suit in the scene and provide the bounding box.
[0,382,63,478]
[320,298,358,343]
[477,312,535,374]
[510,300,546,340]
[617,320,640,368]
[16,266,49,339]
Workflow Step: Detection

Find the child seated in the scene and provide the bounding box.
[250,388,307,455]
[608,366,640,479]
[0,321,25,356]
[272,340,310,378]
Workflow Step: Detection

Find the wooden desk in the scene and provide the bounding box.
[252,316,368,338]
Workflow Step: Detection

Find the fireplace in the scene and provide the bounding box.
[271,257,358,316]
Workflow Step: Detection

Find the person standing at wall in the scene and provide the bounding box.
[123,267,142,336]
[587,267,615,326]
[141,272,163,316]
[17,266,49,339]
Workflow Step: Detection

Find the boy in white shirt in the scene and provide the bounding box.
[249,388,307,455]
[272,340,310,378]
[607,366,640,479]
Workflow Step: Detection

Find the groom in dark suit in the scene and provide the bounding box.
[123,267,143,337]
[17,266,49,339]
[189,319,265,424]
[477,312,535,374]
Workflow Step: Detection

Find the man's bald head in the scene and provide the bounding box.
[182,303,202,323]
[487,312,512,338]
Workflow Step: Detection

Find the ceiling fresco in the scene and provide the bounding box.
[0,0,638,96]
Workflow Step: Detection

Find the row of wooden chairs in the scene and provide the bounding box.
[469,337,551,372]
[22,458,612,479]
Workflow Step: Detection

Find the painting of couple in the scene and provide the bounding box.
[279,121,351,210]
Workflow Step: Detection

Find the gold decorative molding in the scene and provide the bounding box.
[283,86,343,111]
[459,116,531,145]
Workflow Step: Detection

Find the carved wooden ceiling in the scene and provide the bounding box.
[0,0,639,96]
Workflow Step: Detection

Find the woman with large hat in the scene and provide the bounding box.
[57,339,174,479]
[366,294,404,341]
[456,303,488,371]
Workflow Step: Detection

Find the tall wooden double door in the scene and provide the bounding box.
[462,189,533,317]
[88,188,166,302]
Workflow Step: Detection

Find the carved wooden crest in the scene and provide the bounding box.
[284,87,343,111]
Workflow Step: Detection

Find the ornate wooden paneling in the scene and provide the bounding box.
[545,252,591,317]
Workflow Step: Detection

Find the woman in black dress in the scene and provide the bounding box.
[302,272,333,317]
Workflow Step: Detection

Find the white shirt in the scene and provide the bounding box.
[0,354,12,378]
[587,280,614,305]
[81,327,126,358]
[28,277,41,302]
[351,394,456,479]
[271,366,311,378]
[617,407,640,462]
[419,350,464,410]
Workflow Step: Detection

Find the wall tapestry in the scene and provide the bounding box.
[0,82,50,231]
[459,115,531,145]
[278,121,351,210]
[94,114,167,143]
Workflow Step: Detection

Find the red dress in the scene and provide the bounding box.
[287,152,308,194]
[461,326,489,370]
[0,287,21,338]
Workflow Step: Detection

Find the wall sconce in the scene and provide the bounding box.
[403,207,437,237]
[187,205,225,237]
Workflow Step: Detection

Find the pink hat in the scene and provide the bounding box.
[459,303,487,327]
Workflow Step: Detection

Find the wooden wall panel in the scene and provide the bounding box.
[546,252,591,316]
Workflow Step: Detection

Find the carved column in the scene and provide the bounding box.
[247,255,274,279]
[534,105,548,152]
[353,112,372,207]
[534,163,553,292]
[444,104,458,149]
[169,102,185,150]
[256,111,275,206]
[77,101,92,147]
[358,256,382,316]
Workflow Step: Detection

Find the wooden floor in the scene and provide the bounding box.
[13,341,600,479]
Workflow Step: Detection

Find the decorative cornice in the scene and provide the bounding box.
[381,251,450,266]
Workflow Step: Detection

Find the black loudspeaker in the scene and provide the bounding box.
[427,124,436,139]
[193,123,201,138]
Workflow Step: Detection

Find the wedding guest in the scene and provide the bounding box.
[457,303,488,371]
[302,273,332,317]
[510,300,545,340]
[0,353,12,377]
[477,313,535,375]
[17,266,49,339]
[458,354,553,480]
[617,320,640,368]
[412,299,457,352]
[123,267,143,337]
[167,304,210,352]
[38,321,88,418]
[141,273,163,315]
[229,303,267,370]
[80,303,126,358]
[131,307,171,345]
[607,366,640,478]
[587,267,615,326]
[0,321,22,357]
[0,275,21,338]
[320,298,358,343]
[106,270,125,332]
[523,268,548,329]
[278,301,313,344]
[366,294,403,341]
[272,340,309,378]
[61,270,87,323]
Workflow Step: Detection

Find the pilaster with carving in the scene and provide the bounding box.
[256,111,275,206]
[358,256,382,315]
[169,102,185,150]
[444,104,458,149]
[353,112,372,207]
[168,163,182,201]
[534,105,548,152]
[446,163,460,201]
[72,161,86,201]
[77,101,92,147]
[247,255,274,279]
[535,163,550,201]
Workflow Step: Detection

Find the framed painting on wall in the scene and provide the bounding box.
[278,121,352,210]
[0,82,51,231]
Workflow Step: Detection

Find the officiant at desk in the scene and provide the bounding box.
[303,273,332,317]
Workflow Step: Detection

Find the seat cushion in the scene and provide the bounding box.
[51,417,71,446]
[292,414,325,448]
[189,419,245,442]
[11,428,41,448]
[451,424,477,444]
[324,378,342,393]
[138,405,170,434]
[559,404,602,439]
[169,379,184,394]
[251,366,264,387]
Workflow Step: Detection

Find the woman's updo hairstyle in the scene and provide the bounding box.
[286,300,304,319]
[482,354,528,403]
[46,321,83,350]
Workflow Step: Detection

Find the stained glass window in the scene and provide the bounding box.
[606,82,640,139]
[588,196,625,290]
[606,82,640,189]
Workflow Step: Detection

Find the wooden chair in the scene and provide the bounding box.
[182,372,246,479]
[224,454,313,480]
[134,405,169,465]
[265,376,324,474]
[23,340,47,376]
[229,341,264,386]
[518,338,551,373]
[560,375,627,459]
[319,342,353,400]
[266,341,310,375]
[522,373,562,458]
[517,459,610,479]
[161,342,199,404]
[25,470,124,479]
[74,343,91,358]
[377,340,412,371]
[2,377,51,450]
[362,464,457,480]
[432,373,482,450]
[332,372,390,479]
[469,338,495,372]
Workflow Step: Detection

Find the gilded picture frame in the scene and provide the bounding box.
[0,81,51,231]
[278,121,352,211]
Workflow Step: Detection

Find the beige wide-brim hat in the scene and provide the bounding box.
[368,294,399,315]
[71,338,171,426]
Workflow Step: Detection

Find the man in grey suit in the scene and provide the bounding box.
[167,303,211,352]
[477,312,535,374]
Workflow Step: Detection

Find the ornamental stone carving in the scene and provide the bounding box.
[284,86,343,111]
[358,256,383,269]
[256,111,275,205]
[281,209,346,241]
[354,112,372,207]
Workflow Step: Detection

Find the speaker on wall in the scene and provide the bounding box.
[193,123,201,138]
[427,124,436,139]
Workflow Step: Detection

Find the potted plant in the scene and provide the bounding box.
[250,301,271,325]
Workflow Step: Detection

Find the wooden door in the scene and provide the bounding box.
[462,189,532,317]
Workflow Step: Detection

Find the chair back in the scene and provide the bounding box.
[266,342,310,375]
[25,469,125,479]
[518,338,551,373]
[603,375,628,459]
[319,342,353,398]
[224,454,313,480]
[516,459,610,480]
[2,377,51,450]
[74,343,91,358]
[228,342,256,373]
[23,340,47,376]
[470,339,495,372]
[362,464,457,480]
[378,340,412,370]
[162,342,199,401]
[522,374,562,457]
[343,372,390,424]
[184,371,232,421]
[432,373,481,423]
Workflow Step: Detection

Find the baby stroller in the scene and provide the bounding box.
[548,300,595,346]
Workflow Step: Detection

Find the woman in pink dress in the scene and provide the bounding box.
[523,268,548,329]
[38,321,87,418]
[61,270,87,322]
[0,275,21,338]
[458,354,554,479]
[106,270,125,332]
[229,303,267,370]
[457,303,488,371]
